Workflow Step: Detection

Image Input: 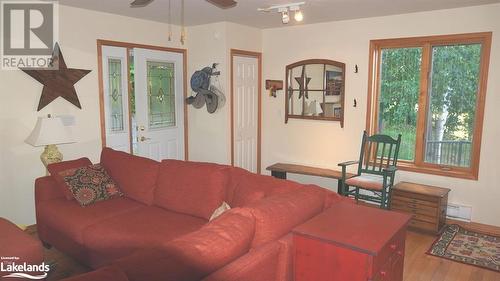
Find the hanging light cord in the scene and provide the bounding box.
[168,0,172,41]
[180,0,186,45]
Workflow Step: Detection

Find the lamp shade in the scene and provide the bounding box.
[314,100,323,115]
[25,116,75,147]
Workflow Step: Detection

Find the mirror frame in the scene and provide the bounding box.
[285,59,345,127]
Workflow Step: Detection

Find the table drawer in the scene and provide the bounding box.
[373,228,406,275]
[391,195,438,209]
[393,190,440,204]
[391,200,438,217]
[373,254,403,281]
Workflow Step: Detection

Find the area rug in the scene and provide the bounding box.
[427,224,500,272]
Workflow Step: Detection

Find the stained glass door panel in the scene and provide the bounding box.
[147,61,176,129]
[102,46,130,153]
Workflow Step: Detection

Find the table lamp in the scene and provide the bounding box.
[25,114,75,168]
[308,100,324,116]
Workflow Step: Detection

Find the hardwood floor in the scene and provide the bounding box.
[26,226,500,280]
[404,231,500,281]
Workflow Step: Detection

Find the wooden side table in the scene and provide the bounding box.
[390,182,450,235]
[293,202,411,281]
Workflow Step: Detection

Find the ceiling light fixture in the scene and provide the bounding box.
[258,2,305,24]
[279,8,290,24]
[289,5,303,22]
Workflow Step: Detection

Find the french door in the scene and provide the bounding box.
[100,42,185,161]
[101,46,131,153]
[133,48,184,161]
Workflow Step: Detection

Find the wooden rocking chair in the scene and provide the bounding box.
[339,131,402,208]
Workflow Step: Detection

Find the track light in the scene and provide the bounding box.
[295,10,303,21]
[258,2,305,24]
[290,5,303,22]
[279,8,290,24]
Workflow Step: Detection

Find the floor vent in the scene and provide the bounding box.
[446,203,472,222]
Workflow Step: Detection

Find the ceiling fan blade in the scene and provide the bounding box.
[130,0,154,8]
[206,0,237,9]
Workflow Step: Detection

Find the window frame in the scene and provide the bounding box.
[366,32,492,180]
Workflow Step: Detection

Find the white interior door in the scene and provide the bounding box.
[102,46,131,153]
[134,48,184,161]
[233,55,258,173]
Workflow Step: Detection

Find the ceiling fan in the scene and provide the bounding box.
[130,0,237,9]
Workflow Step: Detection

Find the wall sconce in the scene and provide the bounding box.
[266,80,284,97]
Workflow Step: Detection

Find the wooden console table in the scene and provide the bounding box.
[266,163,355,194]
[293,201,411,281]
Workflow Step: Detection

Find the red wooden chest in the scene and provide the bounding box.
[293,201,411,281]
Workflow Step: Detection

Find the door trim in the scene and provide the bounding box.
[230,49,262,174]
[97,39,189,160]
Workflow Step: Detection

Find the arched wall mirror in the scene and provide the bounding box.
[285,59,345,127]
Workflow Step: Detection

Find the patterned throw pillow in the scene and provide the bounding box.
[59,164,123,207]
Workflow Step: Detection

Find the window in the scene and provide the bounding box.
[367,33,491,179]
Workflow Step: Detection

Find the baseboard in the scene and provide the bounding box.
[353,201,500,236]
[445,218,500,236]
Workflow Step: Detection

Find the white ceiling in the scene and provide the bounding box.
[58,0,500,29]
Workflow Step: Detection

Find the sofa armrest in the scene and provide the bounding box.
[60,266,129,281]
[203,240,282,281]
[113,249,204,281]
[35,176,65,204]
[276,234,293,281]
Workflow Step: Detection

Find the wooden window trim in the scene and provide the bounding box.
[366,32,492,180]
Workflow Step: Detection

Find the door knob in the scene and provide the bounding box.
[139,136,151,142]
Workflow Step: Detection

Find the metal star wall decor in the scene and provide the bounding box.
[21,43,91,111]
[295,65,311,99]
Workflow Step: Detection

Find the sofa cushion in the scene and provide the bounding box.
[225,167,253,204]
[231,173,291,207]
[247,189,325,248]
[83,206,207,267]
[154,160,228,219]
[47,157,92,200]
[61,164,123,207]
[163,208,255,274]
[100,147,159,205]
[36,197,144,244]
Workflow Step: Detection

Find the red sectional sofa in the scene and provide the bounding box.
[35,148,351,281]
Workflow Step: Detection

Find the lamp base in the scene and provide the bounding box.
[41,144,63,169]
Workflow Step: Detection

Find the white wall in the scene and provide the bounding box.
[0,5,185,225]
[261,4,500,225]
[186,22,262,164]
